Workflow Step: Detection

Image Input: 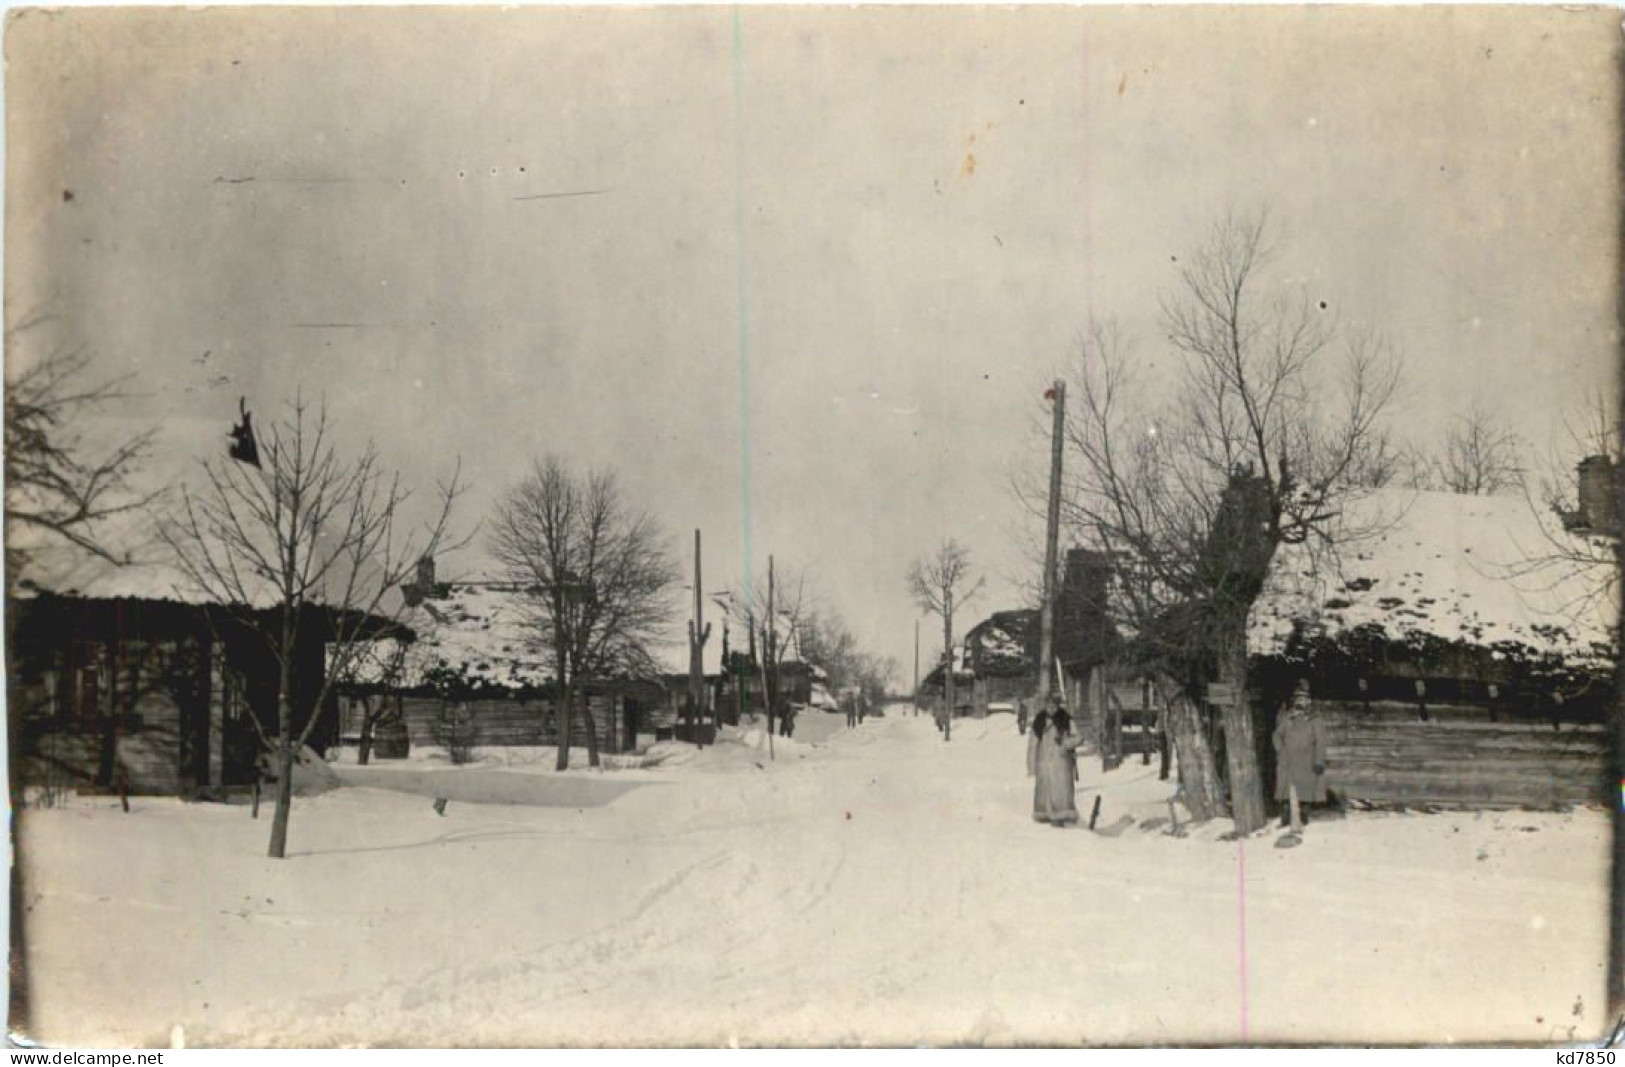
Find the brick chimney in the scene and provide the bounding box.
[403,554,437,607]
[1575,455,1617,535]
[1056,547,1113,667]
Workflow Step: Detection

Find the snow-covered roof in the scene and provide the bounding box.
[336,581,554,691]
[1246,488,1617,672]
[9,517,286,608]
[967,610,1036,673]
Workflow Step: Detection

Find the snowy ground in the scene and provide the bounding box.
[14,712,1612,1047]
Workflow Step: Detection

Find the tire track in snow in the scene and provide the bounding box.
[204,848,753,1046]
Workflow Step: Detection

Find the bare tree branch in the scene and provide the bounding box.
[488,457,680,770]
[1045,210,1406,833]
[161,394,466,858]
[4,330,160,573]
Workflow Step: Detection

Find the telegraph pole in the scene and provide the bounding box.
[912,618,920,717]
[1036,379,1066,706]
[687,529,711,746]
[766,554,776,759]
[942,588,953,742]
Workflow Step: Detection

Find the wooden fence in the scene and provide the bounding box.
[1313,700,1609,808]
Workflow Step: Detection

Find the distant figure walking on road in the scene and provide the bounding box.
[1029,709,1084,825]
[845,695,858,730]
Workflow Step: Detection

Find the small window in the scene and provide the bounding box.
[67,641,107,722]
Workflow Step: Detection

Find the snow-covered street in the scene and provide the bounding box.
[17,712,1612,1048]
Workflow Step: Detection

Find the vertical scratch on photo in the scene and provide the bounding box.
[1079,27,1095,332]
[733,6,754,588]
[1238,839,1251,1042]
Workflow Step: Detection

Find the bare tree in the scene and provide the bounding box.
[5,316,158,577]
[1506,391,1621,626]
[740,562,813,737]
[1054,211,1402,833]
[907,539,984,741]
[799,607,857,687]
[162,395,463,858]
[1428,401,1526,495]
[799,603,894,707]
[488,458,680,771]
[336,635,412,767]
[871,655,902,702]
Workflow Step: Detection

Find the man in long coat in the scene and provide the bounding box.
[1273,680,1329,822]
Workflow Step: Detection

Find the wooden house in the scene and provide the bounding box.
[913,611,1031,718]
[333,561,666,757]
[1244,486,1617,808]
[915,644,978,718]
[9,557,369,797]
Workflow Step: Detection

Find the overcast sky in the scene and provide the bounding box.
[7,6,1618,676]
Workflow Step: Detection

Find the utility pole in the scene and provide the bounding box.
[766,555,776,760]
[1036,379,1066,707]
[912,618,920,717]
[942,587,953,742]
[687,529,712,747]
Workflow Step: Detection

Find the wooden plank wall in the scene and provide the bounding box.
[1313,699,1609,808]
[16,640,193,795]
[399,693,636,754]
[970,675,1032,712]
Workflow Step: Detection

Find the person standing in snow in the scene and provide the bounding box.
[1029,709,1084,824]
[1273,680,1329,827]
[1027,708,1053,782]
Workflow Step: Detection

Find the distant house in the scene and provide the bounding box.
[915,644,978,718]
[964,609,1038,713]
[1244,483,1617,808]
[915,559,1133,722]
[777,659,830,709]
[333,558,666,757]
[914,610,1033,717]
[9,551,375,797]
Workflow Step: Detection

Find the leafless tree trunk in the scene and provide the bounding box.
[1155,681,1224,822]
[358,711,374,767]
[1042,210,1402,835]
[162,394,464,858]
[907,539,985,743]
[741,559,815,742]
[347,642,412,766]
[579,689,601,766]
